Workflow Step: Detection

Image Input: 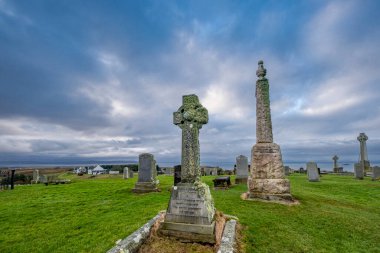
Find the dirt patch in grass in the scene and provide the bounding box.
[138,211,239,253]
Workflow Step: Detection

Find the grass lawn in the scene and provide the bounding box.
[0,173,379,253]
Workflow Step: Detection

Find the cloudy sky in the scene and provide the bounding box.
[1,0,379,168]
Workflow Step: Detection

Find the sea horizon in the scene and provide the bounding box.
[1,160,379,172]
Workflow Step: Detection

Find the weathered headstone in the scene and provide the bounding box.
[247,61,296,204]
[128,169,134,178]
[354,163,364,180]
[284,166,291,176]
[174,165,181,186]
[235,155,248,184]
[123,167,130,179]
[306,162,320,182]
[33,169,40,183]
[159,94,215,242]
[372,166,380,181]
[132,153,159,193]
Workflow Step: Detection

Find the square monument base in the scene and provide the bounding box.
[158,183,216,243]
[159,221,215,243]
[247,178,297,204]
[132,182,159,193]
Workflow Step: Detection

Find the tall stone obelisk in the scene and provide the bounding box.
[247,61,296,204]
[159,94,215,242]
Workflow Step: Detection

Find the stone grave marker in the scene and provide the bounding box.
[128,169,134,178]
[123,167,133,179]
[247,61,296,204]
[284,166,291,176]
[174,165,181,186]
[372,166,380,180]
[354,163,364,179]
[159,94,215,242]
[132,153,159,193]
[33,169,40,183]
[235,155,248,184]
[306,162,320,182]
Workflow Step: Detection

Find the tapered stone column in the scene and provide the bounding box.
[247,61,296,204]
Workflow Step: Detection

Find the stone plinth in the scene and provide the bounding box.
[235,155,248,184]
[159,183,215,242]
[306,162,320,182]
[248,143,294,203]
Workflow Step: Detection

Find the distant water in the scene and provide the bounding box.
[2,160,379,172]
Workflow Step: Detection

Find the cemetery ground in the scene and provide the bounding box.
[0,173,379,253]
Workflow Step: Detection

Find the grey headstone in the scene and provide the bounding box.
[132,153,158,193]
[235,155,248,184]
[123,167,129,179]
[354,163,364,179]
[372,166,380,180]
[307,162,320,182]
[284,166,291,176]
[128,169,134,178]
[33,170,39,182]
[138,154,155,182]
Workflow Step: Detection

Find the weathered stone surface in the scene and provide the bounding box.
[123,167,129,179]
[32,170,39,183]
[357,133,371,172]
[218,219,237,253]
[307,162,320,182]
[235,155,248,184]
[160,94,215,241]
[173,95,208,183]
[164,182,214,225]
[284,166,291,176]
[256,60,273,144]
[133,153,159,193]
[354,163,364,180]
[372,166,380,180]
[251,143,285,179]
[248,178,290,195]
[332,155,339,172]
[129,169,134,178]
[247,61,295,204]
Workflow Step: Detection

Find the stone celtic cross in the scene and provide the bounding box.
[173,94,208,183]
[332,155,339,168]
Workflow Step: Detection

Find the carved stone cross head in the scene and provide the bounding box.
[332,155,339,161]
[357,133,368,142]
[173,94,208,129]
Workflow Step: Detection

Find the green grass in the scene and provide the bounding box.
[0,173,379,253]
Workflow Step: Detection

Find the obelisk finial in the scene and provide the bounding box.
[256,60,266,79]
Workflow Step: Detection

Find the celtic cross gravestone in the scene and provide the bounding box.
[160,94,215,242]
